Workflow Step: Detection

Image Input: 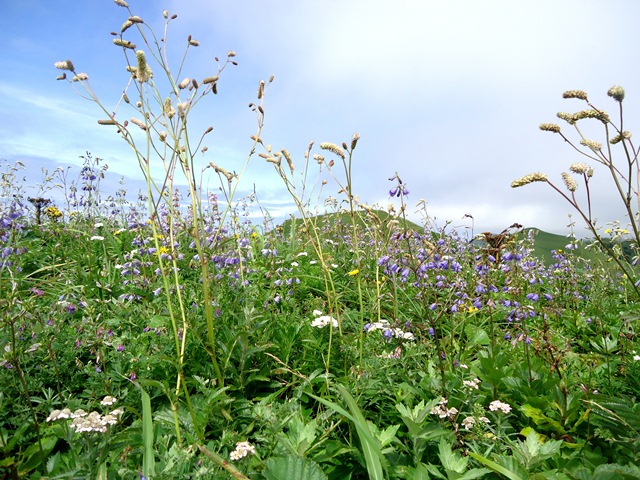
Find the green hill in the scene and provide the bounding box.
[277,211,620,267]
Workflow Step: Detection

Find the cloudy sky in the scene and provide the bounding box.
[3,0,639,236]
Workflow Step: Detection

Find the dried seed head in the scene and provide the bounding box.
[120,20,134,33]
[573,109,609,124]
[610,130,632,144]
[539,123,561,133]
[114,0,129,7]
[561,172,577,192]
[191,78,198,89]
[72,73,89,82]
[135,50,149,83]
[189,39,200,47]
[178,77,190,89]
[159,131,167,142]
[351,132,361,150]
[203,75,218,85]
[163,10,169,18]
[257,80,265,99]
[97,119,117,125]
[177,101,190,118]
[163,98,176,118]
[228,51,237,57]
[113,38,136,49]
[569,162,594,177]
[122,92,130,103]
[313,154,325,164]
[562,90,588,101]
[282,149,294,172]
[265,156,280,165]
[128,16,143,24]
[320,142,345,159]
[511,172,548,188]
[56,73,66,81]
[54,59,75,71]
[580,139,602,151]
[607,85,625,102]
[556,112,576,125]
[204,127,213,134]
[130,117,147,130]
[210,163,235,181]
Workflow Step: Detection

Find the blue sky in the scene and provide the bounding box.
[3,0,639,236]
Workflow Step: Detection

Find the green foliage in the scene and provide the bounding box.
[1,5,639,479]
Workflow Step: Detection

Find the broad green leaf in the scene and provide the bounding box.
[468,452,524,480]
[263,455,328,480]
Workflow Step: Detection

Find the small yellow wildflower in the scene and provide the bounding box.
[468,306,478,313]
[348,269,360,276]
[158,246,170,256]
[44,206,63,220]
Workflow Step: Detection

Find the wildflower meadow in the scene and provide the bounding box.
[1,2,639,479]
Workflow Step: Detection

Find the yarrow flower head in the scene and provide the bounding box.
[430,397,458,420]
[488,400,512,414]
[311,315,338,329]
[229,441,256,461]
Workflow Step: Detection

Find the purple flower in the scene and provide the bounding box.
[117,345,125,352]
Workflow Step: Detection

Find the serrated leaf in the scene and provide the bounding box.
[263,455,328,480]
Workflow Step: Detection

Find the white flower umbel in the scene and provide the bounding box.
[229,441,256,461]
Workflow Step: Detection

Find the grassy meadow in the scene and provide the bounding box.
[1,155,639,479]
[2,3,640,478]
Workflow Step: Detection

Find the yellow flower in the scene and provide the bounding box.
[44,206,63,219]
[468,306,478,314]
[348,269,360,276]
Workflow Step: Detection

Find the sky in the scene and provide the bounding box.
[2,0,640,237]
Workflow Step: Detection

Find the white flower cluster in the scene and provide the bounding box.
[463,378,481,390]
[430,397,458,420]
[229,441,256,461]
[46,396,123,434]
[364,319,415,341]
[461,415,490,430]
[488,400,512,414]
[311,310,338,329]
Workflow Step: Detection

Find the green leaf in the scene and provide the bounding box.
[468,452,524,480]
[308,386,386,480]
[263,455,328,480]
[520,404,566,435]
[140,385,156,479]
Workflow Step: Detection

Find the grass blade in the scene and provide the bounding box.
[140,386,156,479]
